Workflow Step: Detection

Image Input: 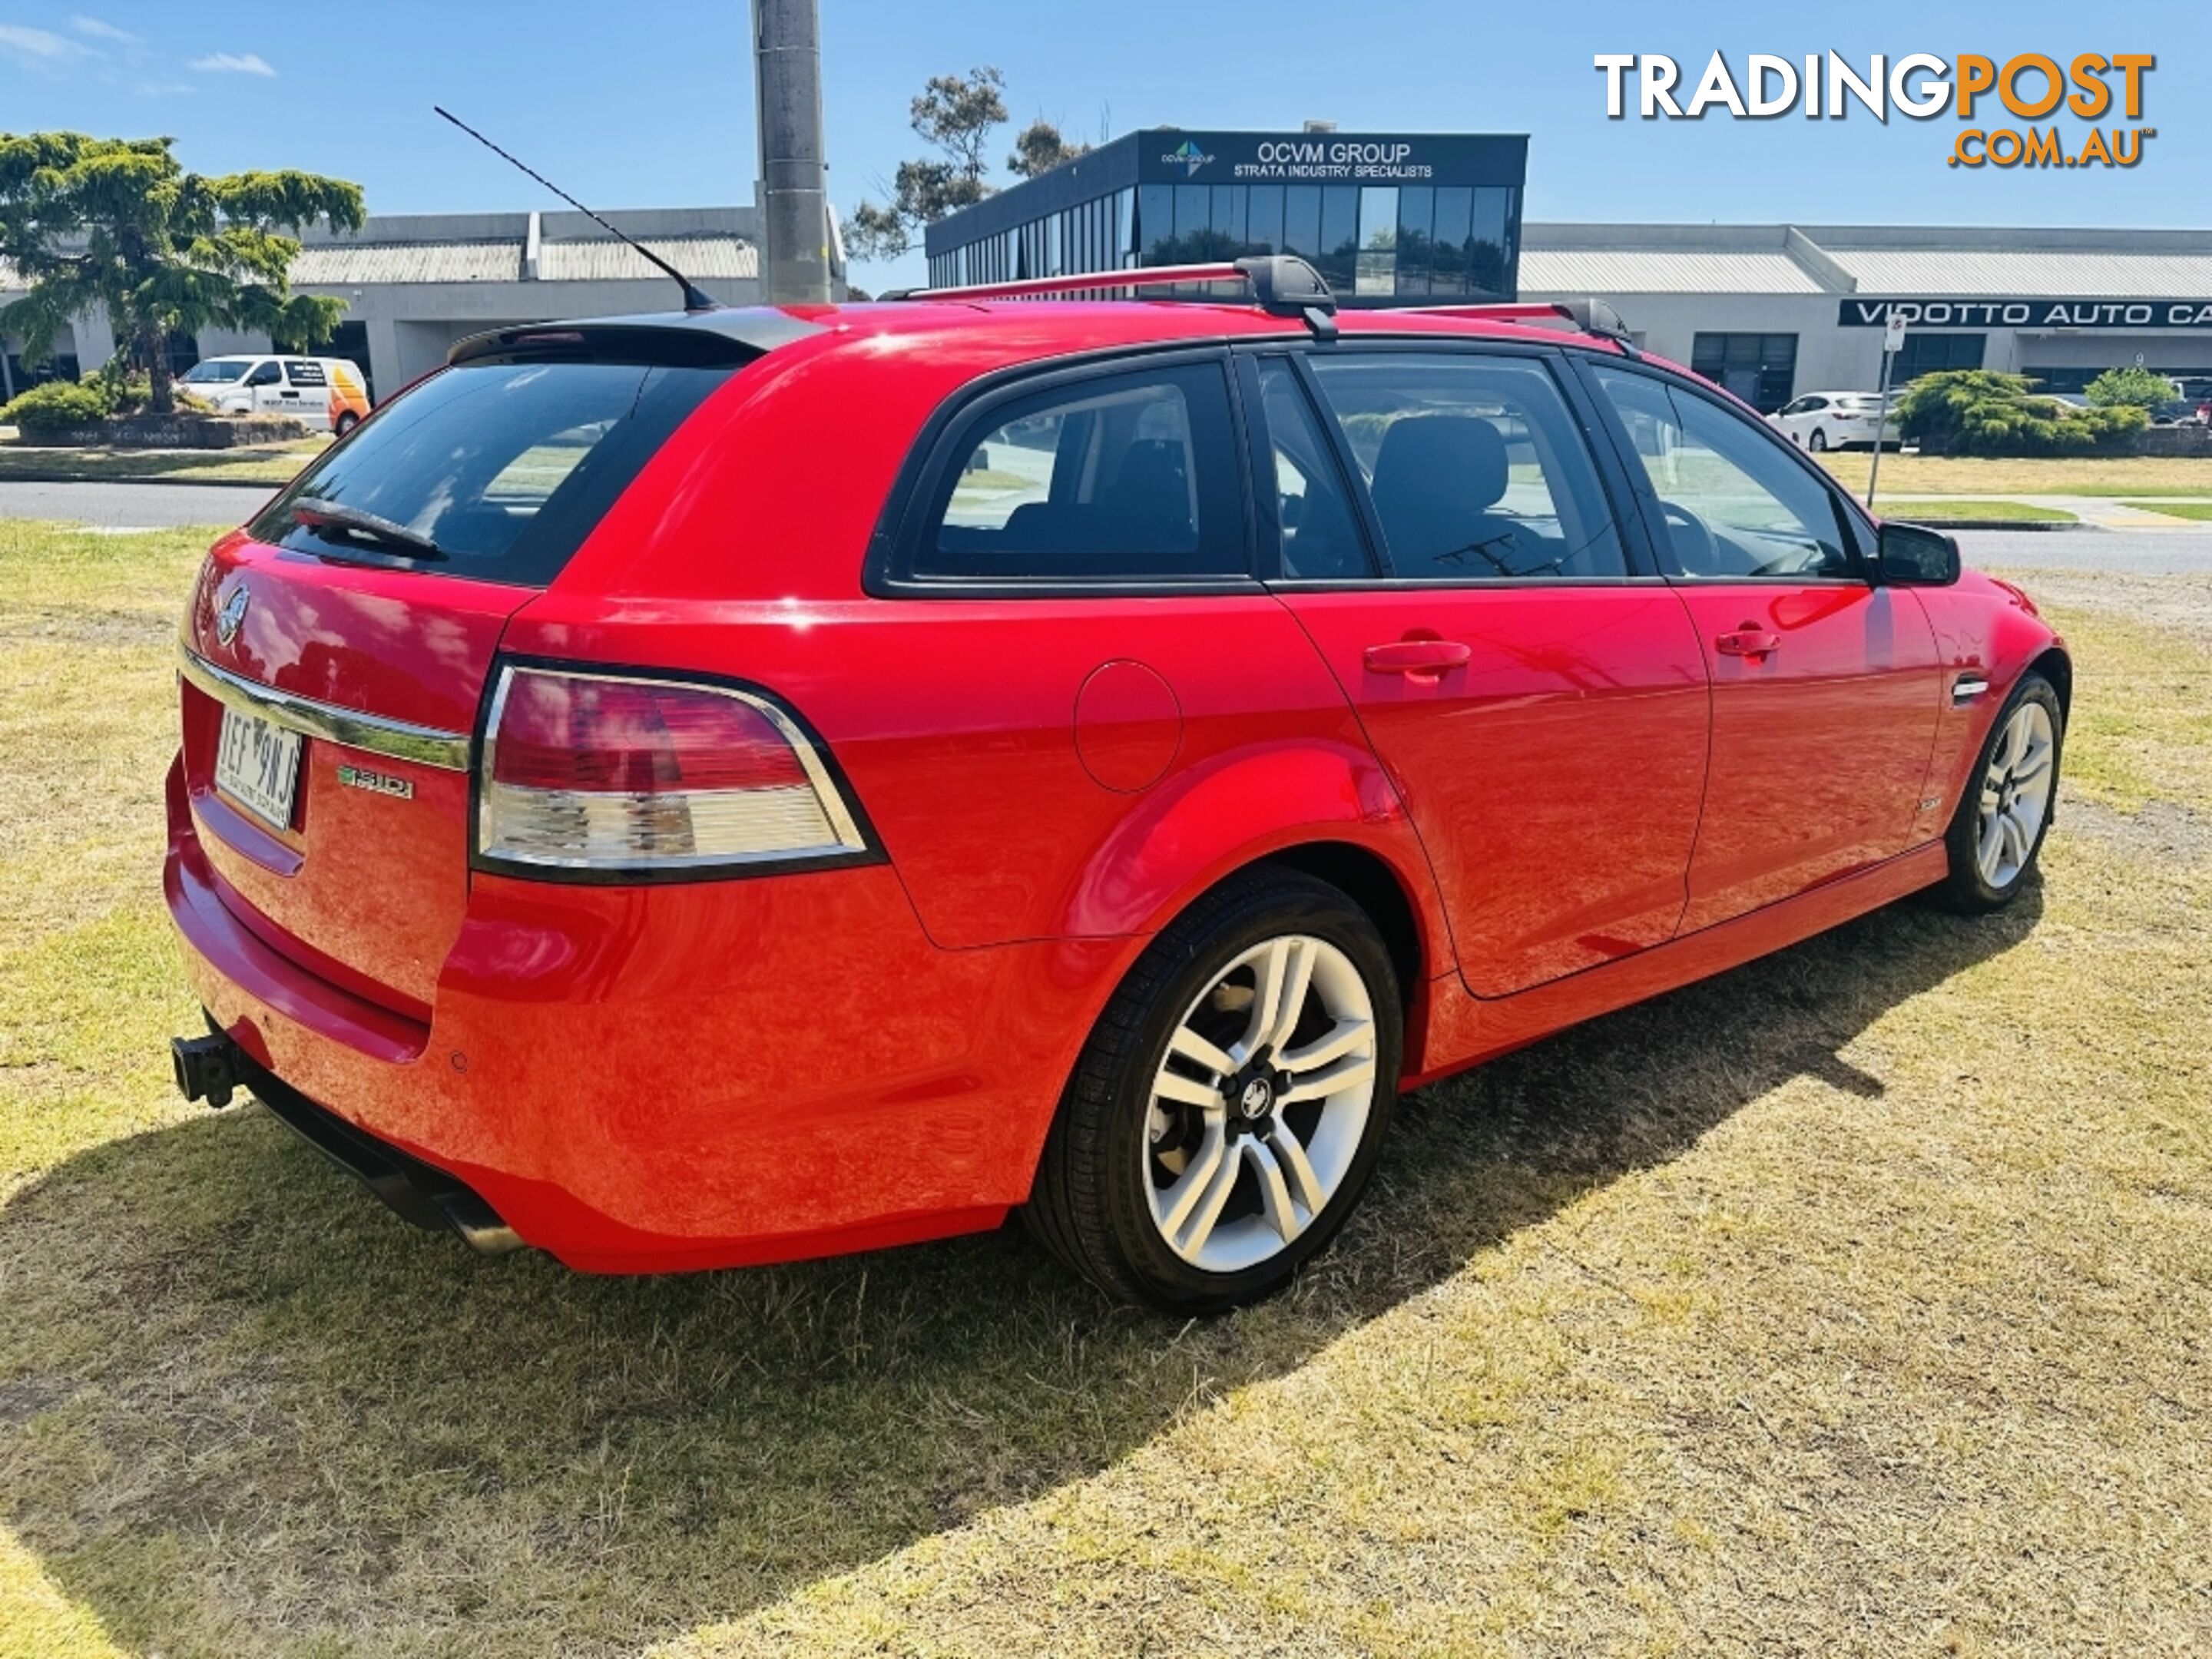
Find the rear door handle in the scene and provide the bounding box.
[1714,625,1780,660]
[1363,639,1472,677]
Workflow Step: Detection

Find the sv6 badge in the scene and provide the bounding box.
[336,763,414,800]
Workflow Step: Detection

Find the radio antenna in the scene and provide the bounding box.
[433,106,720,313]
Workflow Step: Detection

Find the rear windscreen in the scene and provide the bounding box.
[248,359,734,585]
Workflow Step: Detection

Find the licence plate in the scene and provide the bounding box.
[215,706,303,830]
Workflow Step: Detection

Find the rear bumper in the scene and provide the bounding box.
[203,1019,523,1253]
[164,753,1125,1273]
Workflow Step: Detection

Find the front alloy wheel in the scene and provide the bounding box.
[1026,869,1402,1311]
[1936,669,2063,912]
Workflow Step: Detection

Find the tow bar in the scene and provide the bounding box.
[171,1031,243,1108]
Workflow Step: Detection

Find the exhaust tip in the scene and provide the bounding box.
[171,1033,241,1109]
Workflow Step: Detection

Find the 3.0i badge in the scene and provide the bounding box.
[336,763,414,800]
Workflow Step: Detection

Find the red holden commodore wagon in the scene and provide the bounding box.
[167,257,2068,1311]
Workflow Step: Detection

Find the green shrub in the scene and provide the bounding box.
[1896,369,2149,455]
[2085,365,2177,409]
[0,378,114,433]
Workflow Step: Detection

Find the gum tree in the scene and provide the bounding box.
[0,131,364,414]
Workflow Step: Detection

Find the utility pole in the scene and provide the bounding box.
[753,0,833,303]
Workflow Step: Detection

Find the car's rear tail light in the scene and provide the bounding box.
[477,664,872,876]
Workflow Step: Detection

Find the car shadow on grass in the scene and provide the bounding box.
[0,886,2041,1657]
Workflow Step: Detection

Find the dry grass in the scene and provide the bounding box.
[1876,498,2077,524]
[1816,451,2212,498]
[2,524,2210,1657]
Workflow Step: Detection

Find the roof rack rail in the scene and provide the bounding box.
[1406,297,1640,356]
[882,255,1340,339]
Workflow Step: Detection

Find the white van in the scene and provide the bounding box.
[178,354,373,435]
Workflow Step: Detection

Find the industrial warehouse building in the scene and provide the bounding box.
[1519,221,2212,410]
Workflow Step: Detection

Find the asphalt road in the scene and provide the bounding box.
[1955,527,2212,576]
[0,478,274,529]
[2,479,2208,573]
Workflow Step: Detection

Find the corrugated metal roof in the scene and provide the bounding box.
[537,237,757,282]
[1826,249,2212,296]
[1518,250,1823,294]
[291,240,521,285]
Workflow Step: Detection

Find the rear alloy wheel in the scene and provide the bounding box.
[1936,671,2062,912]
[1025,869,1401,1311]
[333,412,360,437]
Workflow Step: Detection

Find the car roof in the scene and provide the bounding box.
[465,298,1631,365]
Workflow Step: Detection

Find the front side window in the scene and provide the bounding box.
[1306,352,1630,581]
[1590,366,1855,581]
[245,361,282,387]
[919,361,1246,582]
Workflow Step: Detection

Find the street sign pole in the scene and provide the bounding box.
[1866,309,1906,509]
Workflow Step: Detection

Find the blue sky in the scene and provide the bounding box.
[0,1,2200,291]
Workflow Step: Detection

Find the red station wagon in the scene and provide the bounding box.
[167,257,2068,1311]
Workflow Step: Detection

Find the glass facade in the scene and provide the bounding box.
[923,131,1528,306]
[1689,333,1800,413]
[929,189,1136,290]
[1893,332,1986,382]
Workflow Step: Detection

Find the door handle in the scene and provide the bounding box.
[1714,624,1780,660]
[1364,638,1472,679]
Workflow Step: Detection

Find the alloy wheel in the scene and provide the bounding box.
[1142,934,1377,1274]
[1976,700,2056,888]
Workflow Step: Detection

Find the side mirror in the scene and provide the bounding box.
[1876,521,1961,587]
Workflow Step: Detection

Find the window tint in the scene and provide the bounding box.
[1255,359,1370,581]
[919,362,1247,582]
[245,361,282,387]
[1306,353,1628,581]
[248,359,733,586]
[1591,366,1855,581]
[284,359,327,387]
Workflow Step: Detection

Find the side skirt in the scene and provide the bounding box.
[1404,842,1949,1089]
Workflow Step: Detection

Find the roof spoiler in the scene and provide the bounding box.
[882,255,1340,339]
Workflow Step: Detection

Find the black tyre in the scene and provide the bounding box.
[1808,428,1829,452]
[1025,867,1402,1313]
[334,412,360,437]
[1933,671,2063,913]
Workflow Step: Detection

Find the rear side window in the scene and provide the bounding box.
[1306,353,1630,581]
[249,359,733,586]
[284,359,327,387]
[915,361,1247,582]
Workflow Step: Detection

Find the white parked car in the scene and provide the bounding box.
[1767,392,1899,453]
[178,354,373,435]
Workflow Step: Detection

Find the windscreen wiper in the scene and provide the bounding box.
[290,498,449,563]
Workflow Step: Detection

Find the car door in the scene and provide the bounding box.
[833,349,1369,952]
[243,358,284,413]
[1580,360,1942,932]
[1249,345,1712,998]
[279,358,332,429]
[1773,395,1820,446]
